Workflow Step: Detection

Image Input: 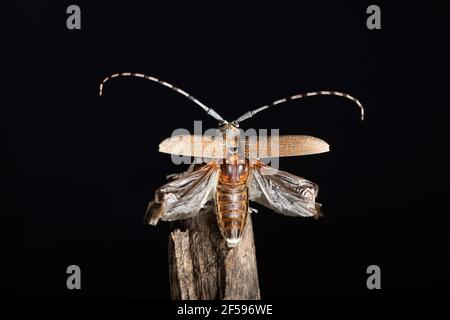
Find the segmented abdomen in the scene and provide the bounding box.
[215,173,249,247]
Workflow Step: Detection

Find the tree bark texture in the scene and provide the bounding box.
[168,212,260,300]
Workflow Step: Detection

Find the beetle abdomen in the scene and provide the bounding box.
[216,182,248,247]
[215,163,249,247]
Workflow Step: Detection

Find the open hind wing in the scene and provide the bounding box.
[249,162,322,218]
[144,163,219,225]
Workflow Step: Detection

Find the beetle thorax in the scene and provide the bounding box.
[220,123,244,162]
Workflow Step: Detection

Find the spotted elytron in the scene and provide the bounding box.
[99,73,364,247]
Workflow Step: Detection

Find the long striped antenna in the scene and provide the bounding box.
[233,91,364,124]
[99,72,226,122]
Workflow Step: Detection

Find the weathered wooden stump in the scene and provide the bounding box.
[168,212,260,300]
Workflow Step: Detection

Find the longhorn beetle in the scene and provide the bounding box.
[100,73,364,247]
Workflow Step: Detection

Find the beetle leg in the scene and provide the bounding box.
[248,207,258,214]
[166,162,196,180]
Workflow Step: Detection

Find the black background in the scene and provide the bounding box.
[2,1,448,302]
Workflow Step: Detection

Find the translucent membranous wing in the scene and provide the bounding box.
[144,163,219,225]
[245,135,329,159]
[249,162,322,218]
[159,135,227,159]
